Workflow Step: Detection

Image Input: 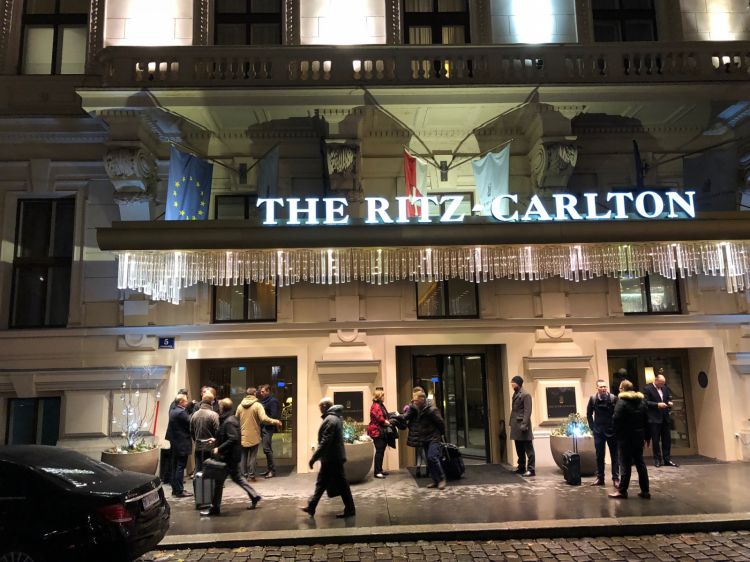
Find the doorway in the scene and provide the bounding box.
[607,349,696,456]
[199,357,297,469]
[413,353,490,461]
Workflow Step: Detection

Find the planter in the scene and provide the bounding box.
[102,447,159,475]
[344,441,374,484]
[549,435,597,476]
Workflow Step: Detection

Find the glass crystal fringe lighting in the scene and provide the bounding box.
[116,241,750,304]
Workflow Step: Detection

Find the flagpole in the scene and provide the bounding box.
[168,140,238,174]
[244,142,281,174]
[448,138,514,170]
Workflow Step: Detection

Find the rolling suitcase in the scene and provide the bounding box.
[563,435,581,485]
[193,472,215,509]
[440,440,466,480]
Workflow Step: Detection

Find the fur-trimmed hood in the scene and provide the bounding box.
[617,391,644,401]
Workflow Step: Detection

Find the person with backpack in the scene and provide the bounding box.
[587,379,619,488]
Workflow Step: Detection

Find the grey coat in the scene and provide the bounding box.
[510,387,533,441]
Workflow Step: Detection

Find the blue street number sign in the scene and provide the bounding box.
[158,337,175,349]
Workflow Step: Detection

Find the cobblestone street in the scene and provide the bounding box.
[139,531,750,561]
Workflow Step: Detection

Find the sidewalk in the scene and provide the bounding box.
[161,461,750,547]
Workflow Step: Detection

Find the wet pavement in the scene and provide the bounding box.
[159,461,750,546]
[139,531,750,561]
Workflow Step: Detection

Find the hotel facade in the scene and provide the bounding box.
[2,0,750,474]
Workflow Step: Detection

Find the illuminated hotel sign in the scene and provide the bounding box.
[257,191,696,226]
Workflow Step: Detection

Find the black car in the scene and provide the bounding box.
[0,445,170,562]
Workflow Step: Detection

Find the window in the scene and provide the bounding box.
[593,0,657,42]
[20,0,88,74]
[416,279,478,318]
[619,273,680,314]
[213,194,277,322]
[215,0,282,45]
[6,397,61,445]
[10,198,75,328]
[404,0,470,44]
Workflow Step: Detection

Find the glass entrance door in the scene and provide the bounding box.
[607,350,695,455]
[413,353,489,461]
[200,357,297,468]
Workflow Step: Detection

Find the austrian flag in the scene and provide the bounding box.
[403,150,428,218]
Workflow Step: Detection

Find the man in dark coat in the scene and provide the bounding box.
[609,379,651,500]
[300,398,355,518]
[643,369,678,467]
[510,376,535,477]
[587,379,619,487]
[413,390,446,489]
[258,384,281,478]
[202,398,262,516]
[190,393,220,472]
[166,393,193,498]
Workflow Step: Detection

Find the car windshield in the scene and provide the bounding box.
[38,455,121,488]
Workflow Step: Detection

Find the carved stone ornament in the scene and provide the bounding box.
[530,141,579,190]
[324,140,364,202]
[104,147,157,192]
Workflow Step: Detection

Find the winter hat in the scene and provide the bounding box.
[511,375,524,386]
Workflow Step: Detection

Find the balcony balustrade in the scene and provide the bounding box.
[98,42,750,88]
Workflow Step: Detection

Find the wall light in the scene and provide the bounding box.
[644,366,655,384]
[512,0,555,44]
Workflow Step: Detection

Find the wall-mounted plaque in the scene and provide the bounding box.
[546,387,577,418]
[334,391,364,422]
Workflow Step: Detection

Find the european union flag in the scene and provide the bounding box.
[165,146,213,221]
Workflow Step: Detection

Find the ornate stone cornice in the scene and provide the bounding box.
[530,139,578,190]
[104,146,157,192]
[0,131,110,144]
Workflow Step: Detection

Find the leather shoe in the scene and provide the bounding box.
[522,470,535,477]
[608,491,628,499]
[174,491,193,498]
[654,460,662,468]
[336,510,356,518]
[426,482,438,488]
[199,507,221,516]
[264,471,276,479]
[638,491,651,499]
[249,495,262,509]
[664,460,679,467]
[590,479,605,486]
[437,479,447,490]
[300,506,315,517]
[514,467,525,474]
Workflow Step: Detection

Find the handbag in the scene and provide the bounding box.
[201,458,227,480]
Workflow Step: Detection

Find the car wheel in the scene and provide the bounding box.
[0,548,44,562]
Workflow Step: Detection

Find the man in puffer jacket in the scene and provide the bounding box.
[236,387,282,480]
[609,379,651,500]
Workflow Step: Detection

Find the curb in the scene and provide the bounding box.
[158,513,750,549]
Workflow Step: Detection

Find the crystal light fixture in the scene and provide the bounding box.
[115,241,750,304]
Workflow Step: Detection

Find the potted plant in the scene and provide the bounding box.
[549,413,597,476]
[101,369,161,475]
[342,418,374,484]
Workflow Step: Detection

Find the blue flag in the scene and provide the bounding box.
[165,146,213,220]
[472,145,510,216]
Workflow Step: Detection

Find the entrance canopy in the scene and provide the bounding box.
[98,215,750,303]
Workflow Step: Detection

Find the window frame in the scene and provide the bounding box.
[592,0,657,42]
[403,0,471,45]
[5,396,61,446]
[415,279,480,319]
[19,0,88,74]
[9,197,75,329]
[214,0,283,45]
[212,193,278,323]
[211,282,278,323]
[620,273,681,315]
